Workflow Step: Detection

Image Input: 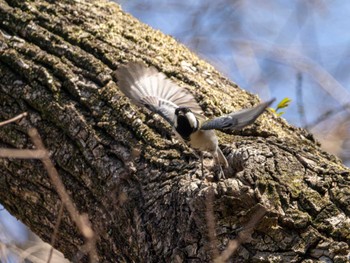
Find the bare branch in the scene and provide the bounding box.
[47,202,64,263]
[0,112,27,127]
[28,128,98,263]
[306,103,350,129]
[0,112,98,262]
[214,205,268,263]
[296,72,307,127]
[0,149,46,159]
[205,188,220,260]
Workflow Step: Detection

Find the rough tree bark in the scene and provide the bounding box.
[0,0,349,262]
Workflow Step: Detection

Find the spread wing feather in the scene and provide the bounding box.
[115,62,203,125]
[200,99,275,131]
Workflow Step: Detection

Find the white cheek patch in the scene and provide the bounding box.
[186,112,197,129]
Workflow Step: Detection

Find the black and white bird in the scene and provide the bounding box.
[115,62,274,176]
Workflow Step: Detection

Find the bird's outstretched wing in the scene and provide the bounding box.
[115,62,203,125]
[200,99,275,131]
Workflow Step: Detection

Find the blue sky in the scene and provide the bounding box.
[119,0,350,127]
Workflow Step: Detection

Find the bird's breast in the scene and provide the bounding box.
[189,130,218,152]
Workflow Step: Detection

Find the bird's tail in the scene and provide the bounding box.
[216,147,228,168]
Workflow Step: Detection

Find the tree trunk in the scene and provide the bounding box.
[0,0,349,262]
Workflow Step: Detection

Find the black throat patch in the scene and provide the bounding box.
[175,114,197,141]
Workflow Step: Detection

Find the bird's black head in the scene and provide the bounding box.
[174,107,198,140]
[175,107,191,116]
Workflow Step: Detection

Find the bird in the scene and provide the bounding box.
[115,61,274,177]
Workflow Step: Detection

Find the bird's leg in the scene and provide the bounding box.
[214,154,226,179]
[218,164,225,179]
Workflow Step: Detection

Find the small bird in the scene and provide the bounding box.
[115,62,274,177]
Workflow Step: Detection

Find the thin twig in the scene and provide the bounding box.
[0,112,27,127]
[0,113,98,262]
[233,40,350,114]
[47,202,64,263]
[296,72,307,127]
[205,188,220,260]
[28,128,98,263]
[306,103,350,129]
[214,205,268,263]
[0,149,46,159]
